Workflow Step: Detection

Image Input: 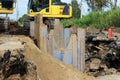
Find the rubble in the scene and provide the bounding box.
[0,42,39,80]
[85,31,120,77]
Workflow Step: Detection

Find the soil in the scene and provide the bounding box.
[0,35,95,80]
[0,31,120,80]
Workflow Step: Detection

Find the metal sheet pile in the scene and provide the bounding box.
[85,31,120,77]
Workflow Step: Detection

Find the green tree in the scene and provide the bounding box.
[71,0,81,18]
[17,14,28,27]
[109,0,118,9]
[52,0,60,3]
[86,0,110,11]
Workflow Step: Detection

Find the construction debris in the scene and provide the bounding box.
[0,41,39,80]
[0,21,120,80]
[85,31,120,77]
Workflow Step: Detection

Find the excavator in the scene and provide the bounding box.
[28,0,72,28]
[0,0,14,14]
[0,0,14,31]
[0,0,72,31]
[28,0,72,18]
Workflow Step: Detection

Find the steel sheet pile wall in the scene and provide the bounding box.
[31,15,85,71]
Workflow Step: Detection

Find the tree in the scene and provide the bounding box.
[52,0,60,3]
[17,14,29,27]
[109,0,118,9]
[71,0,81,18]
[86,0,110,11]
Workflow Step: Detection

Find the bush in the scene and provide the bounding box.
[61,8,120,29]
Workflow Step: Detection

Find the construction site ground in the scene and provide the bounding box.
[0,27,120,80]
[0,35,94,80]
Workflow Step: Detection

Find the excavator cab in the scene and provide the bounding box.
[0,0,14,14]
[28,0,72,18]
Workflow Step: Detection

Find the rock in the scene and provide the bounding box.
[96,75,120,80]
[90,58,101,71]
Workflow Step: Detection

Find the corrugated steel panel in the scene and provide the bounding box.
[77,28,85,72]
[53,50,62,61]
[63,49,72,64]
[64,28,71,48]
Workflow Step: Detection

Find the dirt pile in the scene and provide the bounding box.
[96,75,120,80]
[1,34,120,80]
[0,41,39,80]
[0,35,95,80]
[25,38,94,80]
[0,45,38,80]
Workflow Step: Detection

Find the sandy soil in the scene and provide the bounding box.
[0,35,95,80]
[1,35,120,80]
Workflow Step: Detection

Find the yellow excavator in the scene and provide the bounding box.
[0,0,14,14]
[28,0,72,18]
[28,0,72,28]
[0,0,14,31]
[0,0,72,30]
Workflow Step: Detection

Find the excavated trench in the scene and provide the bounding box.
[0,35,94,80]
[0,27,120,80]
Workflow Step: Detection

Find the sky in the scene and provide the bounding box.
[1,0,120,20]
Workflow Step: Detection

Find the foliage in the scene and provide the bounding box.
[17,14,29,27]
[71,0,81,18]
[52,0,60,3]
[106,8,120,27]
[86,0,110,11]
[61,8,120,28]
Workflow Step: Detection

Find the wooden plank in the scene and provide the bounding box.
[64,28,71,48]
[77,28,85,72]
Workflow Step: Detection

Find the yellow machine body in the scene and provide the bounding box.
[28,0,72,18]
[0,0,14,14]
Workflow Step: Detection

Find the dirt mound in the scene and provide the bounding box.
[24,38,94,80]
[96,75,120,80]
[0,35,94,80]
